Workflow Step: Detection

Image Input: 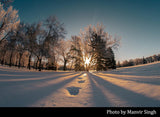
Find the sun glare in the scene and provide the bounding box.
[85,58,90,65]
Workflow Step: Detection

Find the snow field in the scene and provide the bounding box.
[0,62,160,107]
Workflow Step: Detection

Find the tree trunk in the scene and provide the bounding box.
[35,58,39,70]
[18,53,23,68]
[1,51,6,65]
[39,58,42,71]
[9,50,13,67]
[63,59,67,71]
[28,54,32,70]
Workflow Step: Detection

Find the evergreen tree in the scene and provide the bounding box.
[105,47,116,69]
[90,33,107,71]
[143,56,147,64]
[79,23,120,71]
[89,31,117,71]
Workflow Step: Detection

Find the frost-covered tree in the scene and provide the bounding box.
[14,23,28,68]
[70,36,85,71]
[42,16,66,71]
[57,39,71,71]
[0,0,13,9]
[44,16,66,46]
[6,30,17,66]
[33,28,49,71]
[80,23,120,71]
[4,23,28,68]
[26,23,41,70]
[33,16,66,71]
[0,2,20,43]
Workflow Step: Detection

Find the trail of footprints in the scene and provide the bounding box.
[38,75,87,107]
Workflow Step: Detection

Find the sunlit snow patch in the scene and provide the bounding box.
[83,73,87,76]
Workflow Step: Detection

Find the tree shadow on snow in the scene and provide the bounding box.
[97,73,160,86]
[0,72,83,107]
[88,73,160,107]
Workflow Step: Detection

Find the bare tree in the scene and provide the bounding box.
[6,30,17,66]
[43,16,66,53]
[0,0,13,9]
[40,16,66,71]
[57,39,71,71]
[15,23,28,68]
[26,23,41,70]
[33,29,49,71]
[27,16,66,71]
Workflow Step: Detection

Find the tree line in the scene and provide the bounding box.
[117,54,160,68]
[0,0,120,71]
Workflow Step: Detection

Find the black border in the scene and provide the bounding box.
[0,107,160,116]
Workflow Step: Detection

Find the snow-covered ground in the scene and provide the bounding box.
[0,62,160,107]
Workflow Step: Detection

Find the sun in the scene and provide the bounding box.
[85,57,90,65]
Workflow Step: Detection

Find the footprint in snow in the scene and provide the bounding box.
[78,80,85,83]
[67,86,81,96]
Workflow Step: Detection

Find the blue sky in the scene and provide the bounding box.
[12,0,160,62]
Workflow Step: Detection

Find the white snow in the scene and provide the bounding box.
[0,62,160,107]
